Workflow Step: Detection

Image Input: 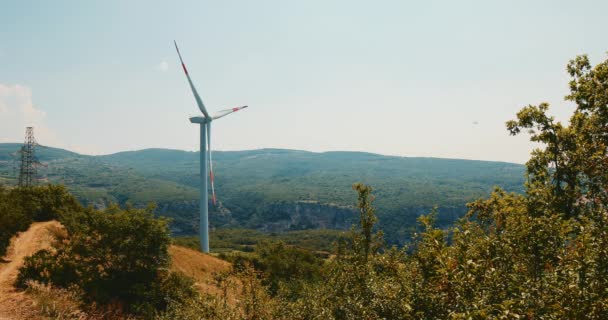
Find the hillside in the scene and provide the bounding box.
[169,245,233,297]
[0,221,59,320]
[0,220,232,319]
[0,144,526,244]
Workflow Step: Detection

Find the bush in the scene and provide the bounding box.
[17,204,197,317]
[14,184,82,221]
[23,281,85,319]
[253,240,323,297]
[0,186,31,256]
[0,184,79,257]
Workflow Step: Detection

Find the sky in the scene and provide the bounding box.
[1,0,607,163]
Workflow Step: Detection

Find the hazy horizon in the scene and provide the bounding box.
[2,1,607,164]
[0,141,529,165]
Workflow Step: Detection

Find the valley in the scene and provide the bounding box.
[0,144,525,244]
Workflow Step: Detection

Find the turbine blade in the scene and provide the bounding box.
[207,123,217,205]
[212,105,249,120]
[174,41,210,118]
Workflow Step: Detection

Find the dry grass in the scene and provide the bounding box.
[0,221,62,320]
[24,281,86,320]
[0,222,238,320]
[168,245,238,298]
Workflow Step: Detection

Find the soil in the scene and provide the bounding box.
[0,221,60,320]
[0,221,235,319]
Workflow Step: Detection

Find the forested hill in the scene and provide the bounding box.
[0,144,525,244]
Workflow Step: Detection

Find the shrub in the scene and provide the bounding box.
[17,204,197,317]
[11,184,82,222]
[0,186,31,256]
[0,184,81,256]
[254,240,323,298]
[24,281,85,319]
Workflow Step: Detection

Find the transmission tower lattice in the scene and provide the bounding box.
[18,127,38,187]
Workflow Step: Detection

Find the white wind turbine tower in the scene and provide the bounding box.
[175,41,248,253]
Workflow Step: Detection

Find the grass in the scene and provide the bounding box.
[173,228,348,253]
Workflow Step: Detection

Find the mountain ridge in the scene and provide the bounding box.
[1,143,525,165]
[0,143,526,244]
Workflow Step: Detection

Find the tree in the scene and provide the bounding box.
[253,240,323,298]
[281,55,608,319]
[0,186,30,256]
[17,204,195,317]
[0,185,80,257]
[506,54,608,220]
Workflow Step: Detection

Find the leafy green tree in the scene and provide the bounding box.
[253,240,323,298]
[506,54,608,220]
[0,186,31,256]
[18,204,195,317]
[281,184,405,320]
[0,184,80,256]
[350,183,384,263]
[10,185,81,221]
[504,54,608,317]
[279,54,608,319]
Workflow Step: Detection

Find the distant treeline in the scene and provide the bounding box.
[174,228,346,253]
[0,137,526,246]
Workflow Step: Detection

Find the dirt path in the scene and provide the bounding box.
[0,222,235,319]
[0,221,61,320]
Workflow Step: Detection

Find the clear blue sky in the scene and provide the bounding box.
[1,0,606,163]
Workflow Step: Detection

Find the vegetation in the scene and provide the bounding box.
[16,204,197,318]
[0,185,79,256]
[0,143,525,244]
[174,228,346,253]
[0,184,196,317]
[2,53,607,319]
[158,53,608,318]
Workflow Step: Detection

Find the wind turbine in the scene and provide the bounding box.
[174,41,248,253]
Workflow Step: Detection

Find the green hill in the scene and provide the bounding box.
[0,144,525,244]
[0,143,82,161]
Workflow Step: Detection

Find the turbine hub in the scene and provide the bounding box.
[189,116,210,124]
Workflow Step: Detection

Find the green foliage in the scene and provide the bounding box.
[238,54,608,319]
[157,295,239,320]
[252,240,324,297]
[101,149,525,244]
[506,55,608,220]
[17,204,197,318]
[157,263,280,320]
[0,144,525,244]
[350,183,383,262]
[289,183,394,319]
[174,228,346,253]
[15,184,82,221]
[277,187,605,319]
[6,54,608,320]
[0,186,30,256]
[0,184,80,256]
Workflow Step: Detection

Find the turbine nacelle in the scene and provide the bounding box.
[189,116,207,124]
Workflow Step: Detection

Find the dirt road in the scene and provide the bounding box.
[0,221,60,320]
[0,221,235,319]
